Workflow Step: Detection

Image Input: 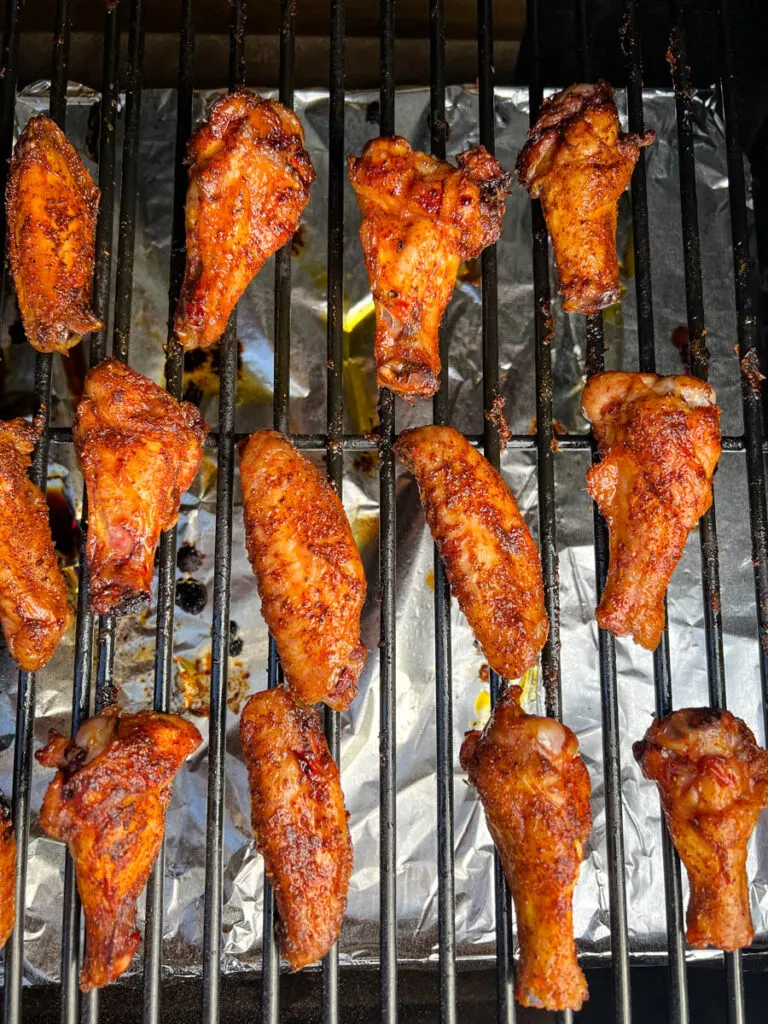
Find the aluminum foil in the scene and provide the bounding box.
[0,82,764,984]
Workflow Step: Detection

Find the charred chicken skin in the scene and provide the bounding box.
[239,430,366,711]
[516,81,654,314]
[582,372,721,651]
[634,708,768,951]
[6,114,101,353]
[347,137,512,397]
[174,88,315,349]
[240,687,353,970]
[36,706,202,991]
[74,359,208,616]
[0,801,16,950]
[461,686,591,1011]
[395,426,548,679]
[0,415,72,670]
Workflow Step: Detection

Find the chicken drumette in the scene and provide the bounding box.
[634,708,768,951]
[461,686,591,1011]
[516,81,654,314]
[582,372,721,650]
[348,138,512,398]
[74,359,208,615]
[0,801,16,949]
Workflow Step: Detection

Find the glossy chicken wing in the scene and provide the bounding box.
[348,137,512,397]
[0,801,16,949]
[395,426,548,679]
[461,686,591,1010]
[6,114,101,353]
[634,708,768,951]
[0,415,72,670]
[516,81,654,314]
[174,88,315,349]
[582,372,721,650]
[240,687,353,970]
[36,706,201,991]
[74,359,208,615]
[239,430,366,711]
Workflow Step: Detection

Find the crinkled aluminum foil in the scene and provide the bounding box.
[0,82,764,984]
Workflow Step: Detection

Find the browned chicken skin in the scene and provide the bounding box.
[582,372,722,650]
[6,114,101,353]
[0,801,16,949]
[174,88,315,349]
[461,686,591,1011]
[0,415,72,670]
[634,708,768,951]
[348,137,512,397]
[516,81,654,314]
[240,687,353,970]
[36,706,202,991]
[395,426,548,679]
[239,430,366,711]
[74,359,208,615]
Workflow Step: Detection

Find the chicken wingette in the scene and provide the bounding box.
[0,801,16,950]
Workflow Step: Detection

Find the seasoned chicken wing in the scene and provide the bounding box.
[36,706,202,991]
[634,708,768,951]
[582,372,721,650]
[516,81,654,314]
[239,430,366,711]
[174,88,315,349]
[0,415,72,670]
[0,800,16,949]
[74,359,207,615]
[6,114,101,353]
[395,426,548,679]
[240,687,353,970]
[348,137,512,397]
[461,686,591,1011]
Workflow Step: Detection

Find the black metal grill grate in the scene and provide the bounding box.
[0,1,767,1023]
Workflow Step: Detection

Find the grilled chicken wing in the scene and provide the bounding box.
[348,138,512,397]
[74,359,208,615]
[0,801,16,949]
[461,686,591,1010]
[395,426,548,679]
[36,706,201,991]
[634,708,768,951]
[516,81,654,314]
[239,430,366,711]
[174,88,315,349]
[582,372,721,650]
[0,415,72,670]
[240,687,353,970]
[6,114,101,353]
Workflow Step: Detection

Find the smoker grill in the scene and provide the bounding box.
[0,0,766,1022]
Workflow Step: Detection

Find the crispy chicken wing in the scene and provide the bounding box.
[174,87,315,349]
[0,801,16,949]
[347,138,512,397]
[516,81,654,314]
[239,430,366,711]
[460,686,591,1010]
[240,687,353,970]
[634,708,768,951]
[582,372,721,650]
[6,114,101,353]
[74,359,208,615]
[0,415,72,670]
[395,426,548,679]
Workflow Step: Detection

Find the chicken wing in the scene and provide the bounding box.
[634,708,768,951]
[582,372,721,650]
[0,415,72,670]
[0,800,16,949]
[460,686,591,1010]
[36,706,202,991]
[516,81,654,314]
[347,138,512,397]
[6,114,101,353]
[74,358,208,615]
[395,425,548,679]
[174,87,315,349]
[240,687,353,970]
[239,430,366,711]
